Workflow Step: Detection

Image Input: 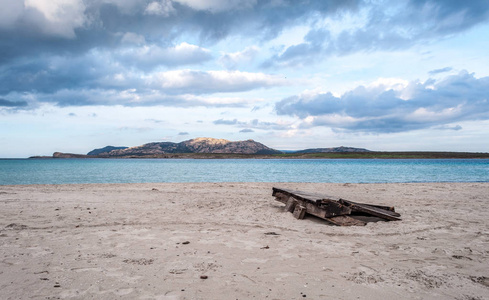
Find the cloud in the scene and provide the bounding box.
[1,0,488,112]
[264,1,489,68]
[173,0,257,13]
[0,0,24,28]
[213,117,292,131]
[213,119,239,125]
[145,118,164,123]
[117,126,153,132]
[263,28,328,68]
[178,131,189,135]
[0,54,285,106]
[247,119,292,131]
[27,89,254,108]
[117,43,213,70]
[239,128,254,133]
[149,70,287,94]
[1,1,487,66]
[144,0,176,16]
[429,67,453,75]
[433,125,462,131]
[0,0,361,63]
[276,71,489,133]
[219,46,259,70]
[120,32,146,45]
[7,0,88,38]
[0,98,28,107]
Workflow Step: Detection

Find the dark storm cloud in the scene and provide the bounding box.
[0,0,360,62]
[0,52,122,95]
[1,0,486,63]
[276,71,489,133]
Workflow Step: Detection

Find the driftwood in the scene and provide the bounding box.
[272,187,401,226]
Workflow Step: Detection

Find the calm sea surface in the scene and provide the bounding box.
[0,158,488,185]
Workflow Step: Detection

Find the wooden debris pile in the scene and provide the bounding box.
[272,187,401,226]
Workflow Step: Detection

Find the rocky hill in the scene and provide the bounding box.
[45,138,375,159]
[97,138,282,156]
[87,146,128,156]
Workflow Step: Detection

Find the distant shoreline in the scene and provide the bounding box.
[27,151,489,160]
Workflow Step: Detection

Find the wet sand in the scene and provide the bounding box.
[1,182,488,299]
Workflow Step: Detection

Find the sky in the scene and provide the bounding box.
[1,0,489,158]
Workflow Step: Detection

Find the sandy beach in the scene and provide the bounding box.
[0,182,488,300]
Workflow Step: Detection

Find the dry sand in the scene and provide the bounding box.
[0,182,488,300]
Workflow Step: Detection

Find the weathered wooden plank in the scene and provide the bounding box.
[338,199,399,215]
[361,203,400,216]
[280,198,352,219]
[302,202,326,219]
[325,215,366,226]
[273,187,401,225]
[361,203,396,213]
[339,199,401,218]
[273,192,290,204]
[338,199,401,221]
[273,187,341,204]
[318,200,352,217]
[292,205,307,219]
[284,197,297,213]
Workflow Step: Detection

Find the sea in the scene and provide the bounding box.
[0,158,488,185]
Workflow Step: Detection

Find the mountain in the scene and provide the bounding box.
[48,138,373,159]
[294,146,371,154]
[87,146,128,156]
[99,138,282,156]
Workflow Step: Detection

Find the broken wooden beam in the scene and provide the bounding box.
[338,199,401,221]
[272,187,401,226]
[292,205,306,219]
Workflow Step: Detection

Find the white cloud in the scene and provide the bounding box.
[144,0,175,16]
[118,42,212,70]
[277,71,489,133]
[219,46,259,70]
[368,78,409,91]
[24,0,86,38]
[150,70,287,94]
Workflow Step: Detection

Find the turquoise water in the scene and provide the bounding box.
[0,158,488,185]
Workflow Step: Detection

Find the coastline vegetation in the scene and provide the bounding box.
[273,151,489,159]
